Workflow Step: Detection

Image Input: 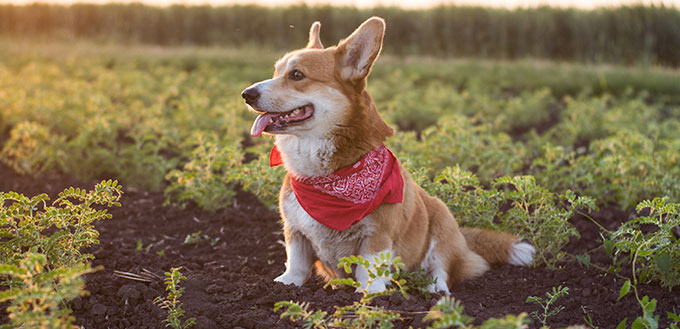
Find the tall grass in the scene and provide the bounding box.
[1,3,679,66]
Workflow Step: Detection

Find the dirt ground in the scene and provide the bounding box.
[1,162,678,329]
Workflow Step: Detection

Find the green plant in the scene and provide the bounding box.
[230,142,287,210]
[425,166,597,268]
[165,135,243,211]
[494,178,597,268]
[669,312,680,329]
[609,198,680,329]
[154,267,196,329]
[0,120,65,175]
[609,197,680,288]
[0,180,123,271]
[582,306,600,329]
[525,285,569,327]
[617,282,680,329]
[425,165,503,231]
[115,129,180,191]
[617,277,668,329]
[423,297,472,328]
[399,269,437,298]
[0,253,95,329]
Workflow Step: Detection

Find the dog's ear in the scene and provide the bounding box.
[336,17,385,82]
[306,21,323,49]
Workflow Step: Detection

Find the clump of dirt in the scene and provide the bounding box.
[1,163,678,328]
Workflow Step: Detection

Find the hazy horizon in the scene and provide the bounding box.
[2,0,678,9]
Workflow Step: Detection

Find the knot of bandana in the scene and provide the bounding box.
[270,144,404,230]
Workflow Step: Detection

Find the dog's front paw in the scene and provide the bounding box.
[426,281,451,296]
[274,272,306,286]
[356,277,388,294]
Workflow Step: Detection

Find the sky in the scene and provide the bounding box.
[3,0,678,8]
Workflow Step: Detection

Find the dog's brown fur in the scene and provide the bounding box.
[243,17,534,293]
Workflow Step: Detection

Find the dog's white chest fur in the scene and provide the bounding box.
[281,189,375,270]
[275,125,336,178]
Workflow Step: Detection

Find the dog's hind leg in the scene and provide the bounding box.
[422,194,489,290]
[274,231,315,286]
[420,239,452,295]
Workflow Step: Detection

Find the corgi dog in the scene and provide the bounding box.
[241,17,535,294]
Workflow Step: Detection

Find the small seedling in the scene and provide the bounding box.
[153,267,196,329]
[525,285,569,327]
[400,268,437,298]
[183,231,205,245]
[424,296,473,328]
[582,306,599,329]
[183,231,219,246]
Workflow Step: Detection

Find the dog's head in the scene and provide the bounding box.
[243,17,392,147]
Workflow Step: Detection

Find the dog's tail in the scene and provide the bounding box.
[460,227,535,266]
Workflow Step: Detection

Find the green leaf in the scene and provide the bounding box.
[653,251,671,275]
[616,318,628,329]
[640,296,657,315]
[637,250,655,257]
[575,254,591,268]
[603,236,616,257]
[618,280,631,301]
[631,317,646,329]
[668,312,680,322]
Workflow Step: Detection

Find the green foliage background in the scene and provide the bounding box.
[1,3,680,66]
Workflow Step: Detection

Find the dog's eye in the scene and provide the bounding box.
[289,69,305,81]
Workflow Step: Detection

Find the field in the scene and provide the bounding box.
[1,40,680,329]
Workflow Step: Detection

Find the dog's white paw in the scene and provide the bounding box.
[356,277,389,294]
[426,279,451,296]
[274,272,305,286]
[509,242,535,266]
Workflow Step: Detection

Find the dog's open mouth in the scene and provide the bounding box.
[250,104,314,137]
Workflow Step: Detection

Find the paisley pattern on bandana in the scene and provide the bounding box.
[297,147,387,204]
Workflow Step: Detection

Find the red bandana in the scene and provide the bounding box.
[270,144,404,231]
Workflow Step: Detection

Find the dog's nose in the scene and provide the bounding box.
[241,87,260,105]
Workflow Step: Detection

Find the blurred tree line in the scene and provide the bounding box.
[1,3,679,66]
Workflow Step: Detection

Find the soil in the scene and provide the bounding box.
[1,162,678,329]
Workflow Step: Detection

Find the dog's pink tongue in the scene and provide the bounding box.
[251,113,277,137]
